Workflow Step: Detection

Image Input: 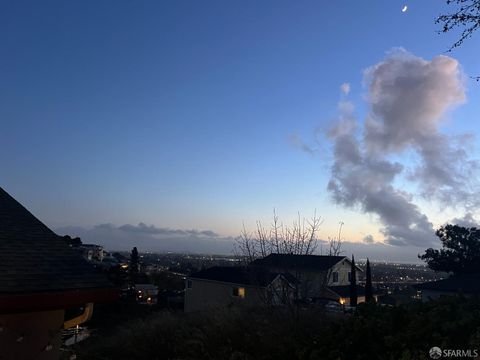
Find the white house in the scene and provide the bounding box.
[250,254,364,300]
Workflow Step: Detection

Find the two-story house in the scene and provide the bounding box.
[0,187,117,360]
[251,253,365,304]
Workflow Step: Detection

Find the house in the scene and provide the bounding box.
[414,273,480,302]
[251,254,364,299]
[0,187,117,360]
[79,243,106,262]
[184,266,296,312]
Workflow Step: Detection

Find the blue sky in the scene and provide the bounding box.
[1,1,479,260]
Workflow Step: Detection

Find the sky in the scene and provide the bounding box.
[1,1,479,262]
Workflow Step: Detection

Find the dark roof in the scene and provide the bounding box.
[0,187,112,295]
[414,274,480,294]
[251,253,347,271]
[189,266,295,287]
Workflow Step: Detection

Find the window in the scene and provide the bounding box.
[332,272,339,283]
[348,272,351,282]
[232,287,246,298]
[187,280,192,289]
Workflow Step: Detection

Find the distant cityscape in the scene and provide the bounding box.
[73,242,447,307]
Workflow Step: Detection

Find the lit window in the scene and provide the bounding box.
[232,287,246,298]
[332,272,339,283]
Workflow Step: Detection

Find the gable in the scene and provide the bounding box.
[331,258,364,273]
[0,187,112,295]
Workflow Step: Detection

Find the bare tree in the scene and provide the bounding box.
[233,211,323,308]
[234,213,347,307]
[437,0,480,51]
[318,221,345,300]
[437,0,480,80]
[326,221,345,257]
[233,210,323,264]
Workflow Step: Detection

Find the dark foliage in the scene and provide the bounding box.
[149,271,185,291]
[104,264,128,287]
[419,224,480,274]
[73,296,480,360]
[365,259,374,303]
[129,247,139,285]
[350,255,357,307]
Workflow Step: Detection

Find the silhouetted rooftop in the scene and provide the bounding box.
[189,266,297,287]
[0,187,112,294]
[251,253,349,271]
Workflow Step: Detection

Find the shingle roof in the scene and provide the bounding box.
[414,274,480,294]
[251,253,347,271]
[189,266,295,287]
[0,187,112,294]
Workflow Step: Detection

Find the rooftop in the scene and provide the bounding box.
[251,253,349,271]
[0,187,113,295]
[189,266,296,287]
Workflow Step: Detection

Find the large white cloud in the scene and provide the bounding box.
[327,50,478,247]
[364,50,465,153]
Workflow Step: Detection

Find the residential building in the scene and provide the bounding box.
[0,187,117,360]
[414,273,480,302]
[251,253,364,299]
[184,266,296,312]
[79,244,106,262]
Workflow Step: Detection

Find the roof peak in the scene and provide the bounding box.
[0,186,112,295]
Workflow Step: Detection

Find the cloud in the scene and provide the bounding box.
[318,239,427,263]
[363,234,375,244]
[363,49,477,206]
[56,224,426,262]
[328,139,435,246]
[118,222,219,237]
[340,82,351,95]
[412,134,479,206]
[449,213,479,228]
[327,50,477,248]
[288,133,315,155]
[55,224,229,253]
[364,50,465,153]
